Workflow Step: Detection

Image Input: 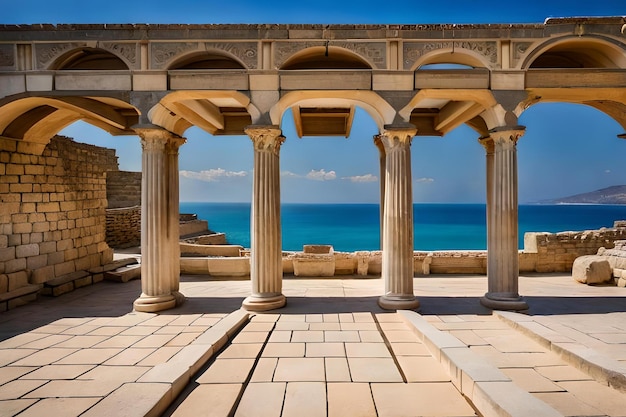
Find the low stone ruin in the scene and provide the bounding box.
[573,240,626,287]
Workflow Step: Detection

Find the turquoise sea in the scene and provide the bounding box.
[179,202,626,252]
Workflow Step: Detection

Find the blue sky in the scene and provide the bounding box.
[6,1,626,203]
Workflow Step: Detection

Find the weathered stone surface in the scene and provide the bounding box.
[572,255,612,284]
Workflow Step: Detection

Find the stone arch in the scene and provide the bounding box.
[410,48,493,71]
[270,91,394,135]
[518,89,626,132]
[521,35,626,69]
[149,90,260,137]
[280,46,372,70]
[167,50,247,70]
[49,47,130,70]
[0,95,140,151]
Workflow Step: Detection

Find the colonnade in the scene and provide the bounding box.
[133,124,528,313]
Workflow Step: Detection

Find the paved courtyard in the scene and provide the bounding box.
[0,272,625,416]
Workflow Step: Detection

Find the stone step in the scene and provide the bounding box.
[104,263,141,283]
[40,270,91,297]
[0,284,41,311]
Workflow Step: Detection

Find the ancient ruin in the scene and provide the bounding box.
[1,18,625,313]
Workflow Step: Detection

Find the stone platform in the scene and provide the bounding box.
[0,274,625,416]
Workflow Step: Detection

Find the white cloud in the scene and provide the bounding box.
[306,169,337,181]
[343,174,378,183]
[281,170,301,178]
[605,169,611,174]
[415,177,435,183]
[179,168,248,182]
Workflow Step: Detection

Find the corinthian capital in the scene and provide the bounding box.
[489,126,525,148]
[378,126,417,151]
[245,125,285,154]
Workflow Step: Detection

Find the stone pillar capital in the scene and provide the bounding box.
[135,127,185,151]
[488,126,525,147]
[245,126,285,154]
[378,127,416,151]
[478,136,495,153]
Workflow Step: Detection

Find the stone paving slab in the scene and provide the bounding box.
[2,274,626,416]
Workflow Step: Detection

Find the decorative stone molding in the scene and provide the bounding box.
[274,41,324,69]
[0,44,14,68]
[332,41,386,69]
[403,41,497,69]
[274,40,386,69]
[100,42,138,69]
[512,42,533,68]
[150,42,199,69]
[35,42,86,69]
[205,42,258,69]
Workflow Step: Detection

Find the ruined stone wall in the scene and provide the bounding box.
[523,224,626,272]
[0,135,116,302]
[106,170,141,209]
[105,206,141,248]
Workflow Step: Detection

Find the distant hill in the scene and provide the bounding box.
[539,185,626,205]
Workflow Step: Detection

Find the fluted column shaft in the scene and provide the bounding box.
[378,128,420,311]
[374,136,386,250]
[166,137,185,305]
[134,128,185,312]
[243,126,286,311]
[480,129,528,311]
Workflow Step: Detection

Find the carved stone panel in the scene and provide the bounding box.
[332,41,386,69]
[205,42,258,69]
[150,42,200,69]
[0,44,15,69]
[274,41,386,69]
[512,42,533,68]
[403,41,497,70]
[35,42,87,69]
[100,42,139,69]
[274,41,324,69]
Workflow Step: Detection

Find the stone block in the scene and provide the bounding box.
[30,265,54,284]
[16,244,39,258]
[104,264,141,283]
[0,274,7,293]
[572,255,612,284]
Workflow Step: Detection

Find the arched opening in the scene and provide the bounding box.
[281,46,371,70]
[169,52,246,70]
[526,38,626,69]
[51,47,129,70]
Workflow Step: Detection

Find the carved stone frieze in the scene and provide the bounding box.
[35,42,87,69]
[150,42,199,69]
[0,44,14,68]
[100,42,138,69]
[403,41,498,69]
[512,42,533,68]
[274,41,324,69]
[274,40,386,69]
[205,42,258,69]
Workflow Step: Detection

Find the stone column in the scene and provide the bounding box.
[374,135,386,250]
[378,127,420,310]
[166,137,186,306]
[243,126,286,311]
[133,128,185,313]
[480,128,528,311]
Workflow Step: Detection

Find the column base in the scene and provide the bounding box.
[133,293,177,313]
[480,293,528,311]
[172,291,186,307]
[378,295,420,311]
[242,294,286,312]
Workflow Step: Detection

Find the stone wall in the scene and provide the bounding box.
[106,170,141,209]
[523,224,626,272]
[0,135,117,308]
[105,206,141,248]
